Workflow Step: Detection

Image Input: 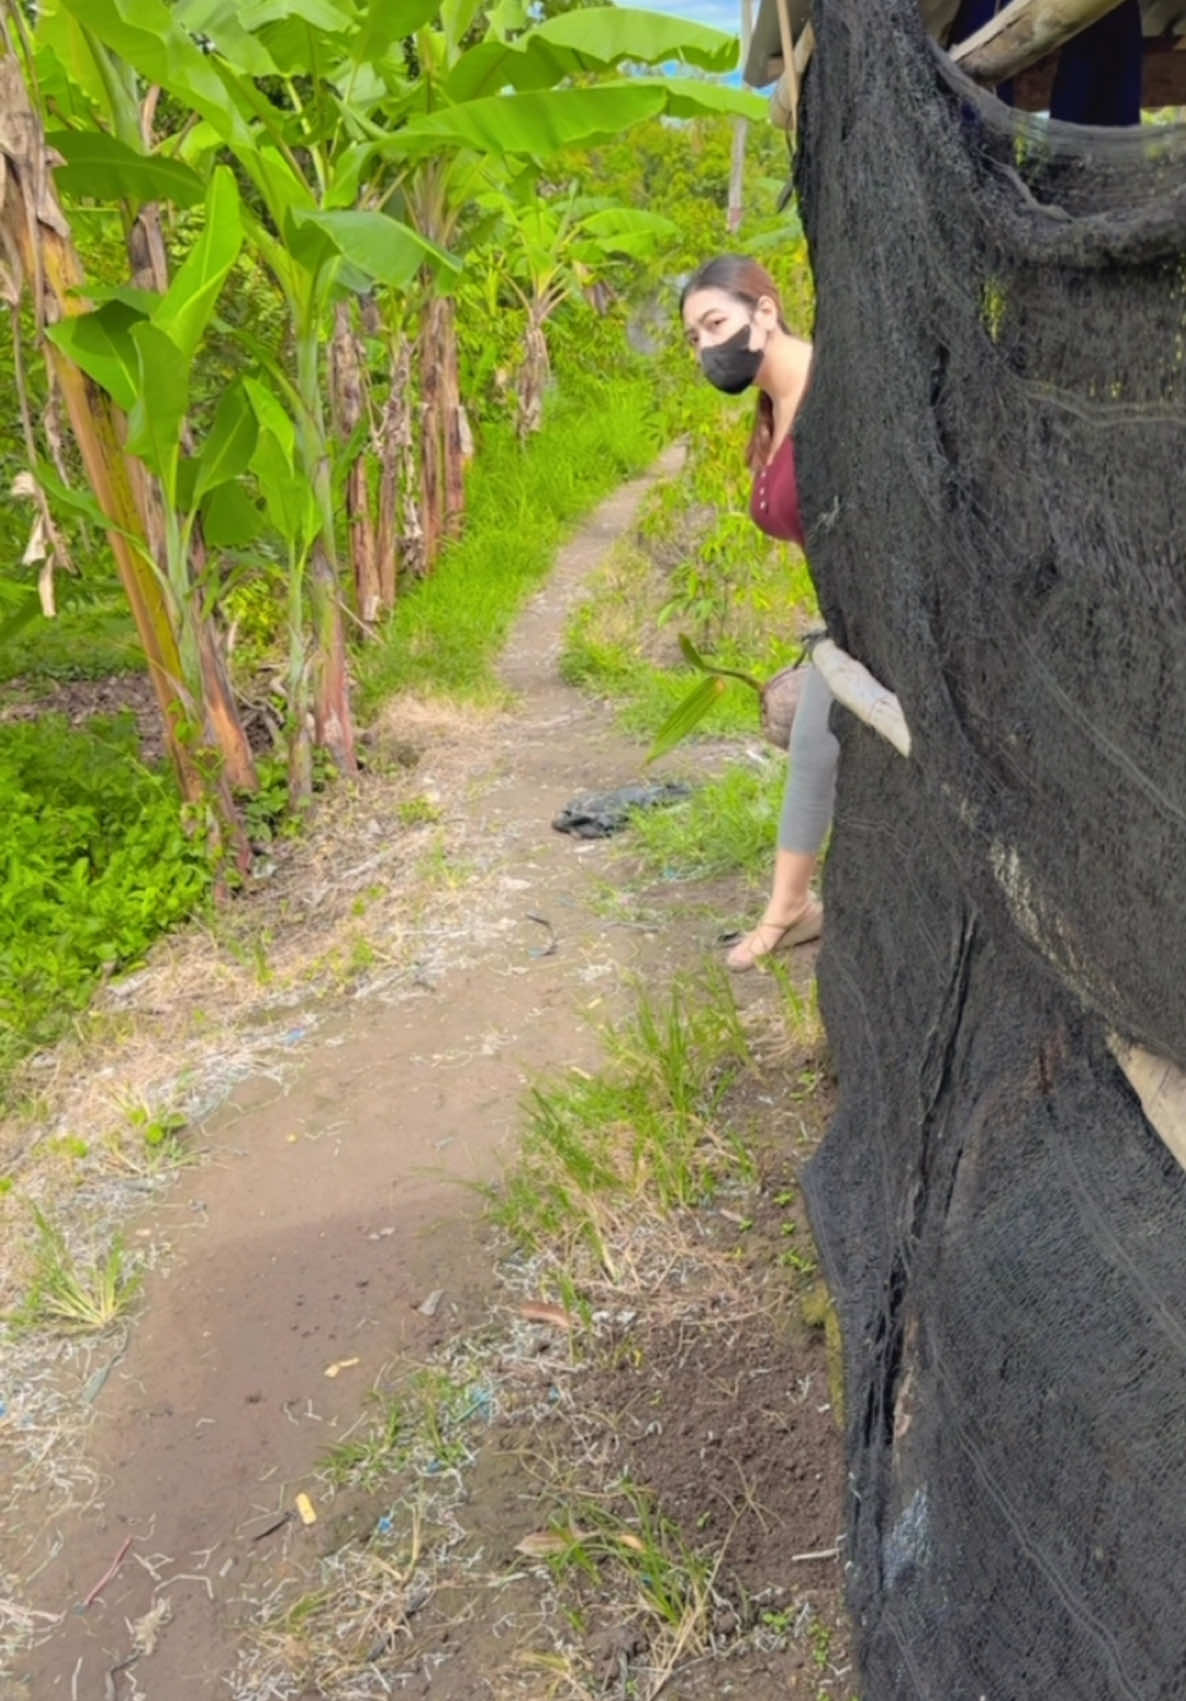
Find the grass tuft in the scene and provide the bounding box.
[626,758,785,885]
[9,1207,141,1335]
[490,970,753,1276]
[531,1483,721,1652]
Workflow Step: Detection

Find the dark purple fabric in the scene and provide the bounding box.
[1049,1,1142,127]
[750,434,805,547]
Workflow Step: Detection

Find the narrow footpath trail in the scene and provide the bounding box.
[21,446,706,1700]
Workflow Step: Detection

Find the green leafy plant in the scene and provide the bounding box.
[647,633,768,762]
[126,1101,187,1151]
[11,1208,141,1334]
[0,714,211,1100]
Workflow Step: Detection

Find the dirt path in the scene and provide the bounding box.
[16,446,725,1700]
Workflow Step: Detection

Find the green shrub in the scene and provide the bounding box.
[0,713,212,1094]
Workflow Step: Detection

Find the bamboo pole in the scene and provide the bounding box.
[727,0,754,231]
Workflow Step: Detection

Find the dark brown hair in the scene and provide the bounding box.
[680,255,788,471]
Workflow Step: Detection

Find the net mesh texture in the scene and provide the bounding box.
[793,8,1186,1697]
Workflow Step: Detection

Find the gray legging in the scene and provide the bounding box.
[779,659,839,854]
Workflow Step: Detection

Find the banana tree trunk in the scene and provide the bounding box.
[376,335,424,604]
[309,543,352,770]
[419,293,468,565]
[0,55,249,866]
[295,323,358,778]
[331,300,380,629]
[128,204,169,296]
[517,308,551,439]
[418,304,444,568]
[285,554,314,807]
[126,87,257,792]
[190,531,260,793]
[440,297,465,539]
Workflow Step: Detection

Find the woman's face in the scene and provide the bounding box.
[682,285,775,354]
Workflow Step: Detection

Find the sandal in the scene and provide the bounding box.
[725,899,823,972]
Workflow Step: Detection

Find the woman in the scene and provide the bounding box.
[680,255,838,972]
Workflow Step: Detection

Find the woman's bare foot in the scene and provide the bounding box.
[725,897,823,972]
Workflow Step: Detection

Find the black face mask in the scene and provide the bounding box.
[700,323,763,395]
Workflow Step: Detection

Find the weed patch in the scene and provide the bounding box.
[562,408,819,746]
[490,971,753,1280]
[8,1208,140,1335]
[626,758,785,884]
[0,714,212,1103]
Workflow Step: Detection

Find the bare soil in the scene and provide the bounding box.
[0,671,169,763]
[4,449,850,1701]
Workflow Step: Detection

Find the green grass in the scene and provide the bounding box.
[8,1207,141,1335]
[490,971,753,1276]
[0,583,138,686]
[322,1368,489,1491]
[357,367,665,710]
[323,1392,410,1490]
[561,627,776,744]
[532,1483,718,1643]
[626,759,785,885]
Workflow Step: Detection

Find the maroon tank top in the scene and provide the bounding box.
[750,433,805,549]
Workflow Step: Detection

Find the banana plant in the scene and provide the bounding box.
[43,0,460,785]
[26,0,764,797]
[378,5,761,543]
[0,46,257,859]
[43,167,264,845]
[27,0,263,792]
[472,183,676,435]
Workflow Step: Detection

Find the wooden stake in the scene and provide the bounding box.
[812,638,912,758]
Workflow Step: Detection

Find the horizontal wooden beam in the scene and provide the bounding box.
[952,0,1129,84]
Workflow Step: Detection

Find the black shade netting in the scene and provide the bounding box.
[791,7,1186,1697]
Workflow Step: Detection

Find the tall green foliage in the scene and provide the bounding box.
[4,1,762,799]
